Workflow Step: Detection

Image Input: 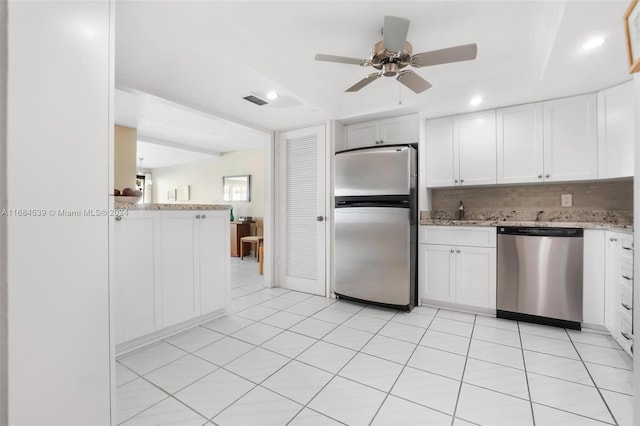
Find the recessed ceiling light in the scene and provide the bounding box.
[469,96,483,106]
[582,36,606,50]
[266,90,279,100]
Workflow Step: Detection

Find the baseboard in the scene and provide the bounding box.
[420,299,496,316]
[116,308,226,357]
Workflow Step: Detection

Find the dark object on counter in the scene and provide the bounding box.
[230,207,234,222]
[458,201,465,220]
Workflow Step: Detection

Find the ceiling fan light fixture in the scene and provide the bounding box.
[469,96,483,106]
[582,36,606,50]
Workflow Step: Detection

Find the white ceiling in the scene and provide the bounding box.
[136,140,218,169]
[115,0,632,149]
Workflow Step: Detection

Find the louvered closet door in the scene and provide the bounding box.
[278,125,327,296]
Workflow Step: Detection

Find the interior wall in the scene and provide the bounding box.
[6,1,112,423]
[0,0,7,423]
[114,125,137,191]
[633,73,639,426]
[152,148,264,220]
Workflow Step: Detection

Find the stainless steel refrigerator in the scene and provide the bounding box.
[334,145,417,311]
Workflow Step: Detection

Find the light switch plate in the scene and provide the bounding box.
[561,193,572,207]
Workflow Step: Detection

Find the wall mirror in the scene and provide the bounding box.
[223,175,251,202]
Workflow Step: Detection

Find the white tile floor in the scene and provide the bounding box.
[116,257,634,425]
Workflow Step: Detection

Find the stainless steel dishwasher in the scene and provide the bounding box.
[497,226,584,330]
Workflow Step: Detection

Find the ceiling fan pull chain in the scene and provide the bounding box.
[398,82,403,106]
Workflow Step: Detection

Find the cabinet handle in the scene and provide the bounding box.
[537,174,542,179]
[450,249,455,254]
[317,216,324,222]
[460,179,464,183]
[622,246,633,251]
[621,331,632,341]
[202,214,206,219]
[195,215,201,219]
[622,275,632,281]
[621,302,632,311]
[545,174,550,178]
[456,249,461,254]
[454,179,458,184]
[610,237,618,242]
[115,216,122,221]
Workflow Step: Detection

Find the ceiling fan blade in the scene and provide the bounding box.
[411,43,478,67]
[397,70,432,94]
[346,73,381,92]
[315,54,368,66]
[383,16,410,53]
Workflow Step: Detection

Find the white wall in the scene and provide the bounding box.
[633,73,640,426]
[6,1,112,424]
[152,148,264,219]
[0,0,7,423]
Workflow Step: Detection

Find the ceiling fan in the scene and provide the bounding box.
[315,16,478,94]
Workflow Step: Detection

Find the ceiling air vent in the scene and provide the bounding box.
[243,94,269,106]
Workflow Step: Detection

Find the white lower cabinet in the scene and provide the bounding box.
[114,211,162,345]
[421,226,496,311]
[605,230,634,356]
[114,209,229,345]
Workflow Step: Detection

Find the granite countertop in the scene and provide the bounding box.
[420,219,633,232]
[115,202,231,210]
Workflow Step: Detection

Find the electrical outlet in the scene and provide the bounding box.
[561,193,573,207]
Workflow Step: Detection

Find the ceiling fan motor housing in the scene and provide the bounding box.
[370,40,413,76]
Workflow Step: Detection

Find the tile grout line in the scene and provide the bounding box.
[283,301,393,425]
[449,314,477,426]
[518,321,537,426]
[566,329,620,426]
[367,307,438,426]
[212,296,369,425]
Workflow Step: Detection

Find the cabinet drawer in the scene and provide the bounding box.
[615,314,633,356]
[620,234,634,262]
[422,226,496,247]
[618,279,633,314]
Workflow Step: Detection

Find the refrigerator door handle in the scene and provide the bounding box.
[317,216,324,222]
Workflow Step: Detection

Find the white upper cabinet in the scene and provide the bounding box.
[426,111,496,187]
[598,81,636,179]
[345,114,418,150]
[345,120,378,149]
[458,110,497,186]
[497,103,544,184]
[543,93,598,182]
[425,116,457,187]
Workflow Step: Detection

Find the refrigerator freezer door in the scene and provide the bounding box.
[335,146,415,197]
[335,207,411,306]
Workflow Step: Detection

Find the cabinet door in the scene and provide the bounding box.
[582,230,606,327]
[497,103,544,184]
[543,94,598,182]
[161,211,198,327]
[379,114,419,144]
[454,246,496,309]
[422,244,455,303]
[199,212,229,314]
[598,81,636,179]
[604,231,621,332]
[346,120,379,149]
[113,211,162,344]
[426,117,457,187]
[458,110,497,186]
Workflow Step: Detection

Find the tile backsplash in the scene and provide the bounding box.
[429,180,633,224]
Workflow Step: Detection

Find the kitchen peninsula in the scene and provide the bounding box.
[112,202,231,354]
